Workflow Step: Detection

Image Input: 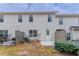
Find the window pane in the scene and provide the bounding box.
[0,34,3,37]
[59,17,63,25]
[29,30,32,33]
[0,30,3,34]
[66,33,70,40]
[0,30,3,37]
[29,33,32,37]
[34,34,37,37]
[29,15,33,22]
[18,15,22,22]
[46,30,49,35]
[48,15,52,22]
[4,34,8,38]
[0,15,3,22]
[0,30,8,38]
[4,30,8,38]
[0,19,3,22]
[0,15,3,19]
[34,30,37,33]
[34,30,37,37]
[18,19,22,22]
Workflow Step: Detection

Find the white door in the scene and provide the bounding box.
[72,30,79,40]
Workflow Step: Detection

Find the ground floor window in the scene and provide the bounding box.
[29,30,37,37]
[66,33,70,40]
[46,30,50,35]
[0,30,8,38]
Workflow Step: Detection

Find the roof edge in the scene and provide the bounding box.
[0,11,57,14]
[56,13,79,17]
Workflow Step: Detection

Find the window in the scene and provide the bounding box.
[18,15,22,22]
[46,30,50,35]
[29,30,37,37]
[66,33,70,40]
[4,30,8,38]
[0,15,3,22]
[59,17,63,25]
[0,30,8,38]
[48,15,52,22]
[34,30,37,37]
[29,15,33,22]
[0,30,3,37]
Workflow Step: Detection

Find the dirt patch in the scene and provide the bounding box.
[16,50,30,56]
[0,41,76,56]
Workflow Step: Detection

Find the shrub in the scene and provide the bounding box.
[55,41,76,53]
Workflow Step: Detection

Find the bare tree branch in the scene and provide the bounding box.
[26,3,31,11]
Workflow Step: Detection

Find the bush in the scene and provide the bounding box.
[55,41,76,53]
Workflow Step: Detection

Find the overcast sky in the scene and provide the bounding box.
[0,3,79,13]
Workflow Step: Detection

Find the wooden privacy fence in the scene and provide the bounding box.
[55,29,66,41]
[15,30,25,42]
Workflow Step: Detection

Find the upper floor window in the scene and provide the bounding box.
[59,17,63,25]
[18,15,22,22]
[48,15,52,22]
[0,15,3,22]
[29,15,33,22]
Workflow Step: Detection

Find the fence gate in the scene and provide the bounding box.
[55,29,66,41]
[15,30,25,42]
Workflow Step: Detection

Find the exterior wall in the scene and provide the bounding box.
[21,14,48,40]
[56,16,79,40]
[1,13,79,41]
[0,14,56,41]
[56,16,79,32]
[0,15,18,38]
[71,29,79,40]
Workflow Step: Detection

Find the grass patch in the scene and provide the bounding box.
[0,46,18,56]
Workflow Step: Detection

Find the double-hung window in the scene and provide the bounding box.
[66,33,70,40]
[59,17,63,25]
[18,15,22,22]
[29,15,33,22]
[46,29,50,35]
[48,14,52,22]
[0,30,8,38]
[0,15,3,22]
[29,30,37,37]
